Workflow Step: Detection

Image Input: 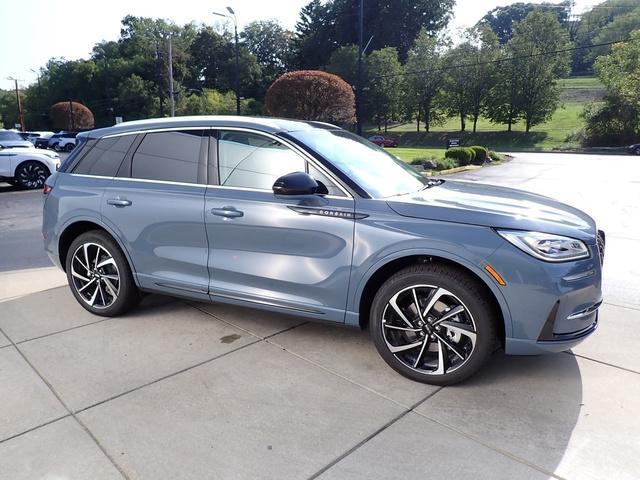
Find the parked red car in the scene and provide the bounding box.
[368,135,398,147]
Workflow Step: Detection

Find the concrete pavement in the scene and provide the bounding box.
[1,152,640,479]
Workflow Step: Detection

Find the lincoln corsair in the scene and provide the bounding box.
[42,116,604,385]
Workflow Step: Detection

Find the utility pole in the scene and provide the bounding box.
[7,77,26,132]
[30,69,42,127]
[356,0,364,136]
[155,39,165,116]
[68,98,75,131]
[167,35,175,117]
[213,7,241,115]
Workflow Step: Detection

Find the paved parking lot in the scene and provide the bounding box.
[1,152,639,479]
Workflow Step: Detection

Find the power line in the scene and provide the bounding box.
[379,36,639,79]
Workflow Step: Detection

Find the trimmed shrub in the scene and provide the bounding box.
[469,145,488,164]
[444,147,474,166]
[436,158,458,170]
[265,70,355,124]
[50,101,95,130]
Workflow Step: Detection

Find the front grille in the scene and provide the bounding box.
[596,229,605,265]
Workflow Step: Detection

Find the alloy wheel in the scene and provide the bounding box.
[381,284,477,376]
[70,242,120,309]
[17,163,48,189]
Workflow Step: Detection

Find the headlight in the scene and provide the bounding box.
[497,230,590,262]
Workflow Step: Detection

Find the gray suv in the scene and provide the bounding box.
[42,116,604,385]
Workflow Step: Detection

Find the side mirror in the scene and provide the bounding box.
[273,171,322,196]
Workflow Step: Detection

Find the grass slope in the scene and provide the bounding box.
[367,76,604,155]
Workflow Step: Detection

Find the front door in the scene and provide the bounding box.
[204,129,355,322]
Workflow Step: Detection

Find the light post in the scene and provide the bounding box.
[213,7,241,115]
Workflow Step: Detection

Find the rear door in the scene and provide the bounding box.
[101,129,210,299]
[204,129,355,321]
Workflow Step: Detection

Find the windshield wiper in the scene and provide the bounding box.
[422,179,445,190]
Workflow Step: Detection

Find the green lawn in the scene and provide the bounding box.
[366,76,605,153]
[390,147,445,162]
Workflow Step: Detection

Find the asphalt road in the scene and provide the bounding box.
[0,151,638,308]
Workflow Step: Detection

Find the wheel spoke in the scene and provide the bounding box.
[71,267,90,282]
[97,281,106,306]
[82,244,91,272]
[102,274,119,281]
[388,340,423,353]
[433,332,466,360]
[434,339,449,374]
[103,277,119,298]
[432,305,465,326]
[439,320,477,344]
[388,292,415,329]
[412,288,425,323]
[413,338,429,368]
[383,322,421,332]
[96,257,116,269]
[94,246,102,270]
[78,278,96,293]
[422,287,446,318]
[88,282,100,306]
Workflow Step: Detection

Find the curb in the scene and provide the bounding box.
[421,165,483,177]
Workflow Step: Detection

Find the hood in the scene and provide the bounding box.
[0,140,33,149]
[386,180,596,242]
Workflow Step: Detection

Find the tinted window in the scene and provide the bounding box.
[218,131,305,190]
[73,135,135,176]
[132,130,204,184]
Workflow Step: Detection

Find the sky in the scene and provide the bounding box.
[0,0,604,90]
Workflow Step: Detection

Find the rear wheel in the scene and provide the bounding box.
[65,230,140,316]
[64,143,74,152]
[14,161,50,189]
[370,263,497,385]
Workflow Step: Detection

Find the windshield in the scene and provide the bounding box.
[289,129,427,198]
[0,131,25,141]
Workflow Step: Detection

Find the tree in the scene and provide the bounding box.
[486,11,570,132]
[403,29,447,132]
[596,30,640,111]
[463,27,500,132]
[365,48,403,132]
[242,20,291,85]
[572,0,640,74]
[50,101,95,130]
[265,70,355,124]
[325,44,358,87]
[441,44,475,131]
[290,0,336,69]
[291,0,455,67]
[478,1,571,44]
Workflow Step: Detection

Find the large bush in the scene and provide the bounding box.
[580,98,639,147]
[264,70,355,124]
[469,145,488,164]
[50,101,95,130]
[444,147,474,166]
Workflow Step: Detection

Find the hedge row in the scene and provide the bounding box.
[444,145,489,166]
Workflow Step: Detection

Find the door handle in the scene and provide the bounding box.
[107,198,132,207]
[211,206,243,218]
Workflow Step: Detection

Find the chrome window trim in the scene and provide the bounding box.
[91,125,353,198]
[69,173,207,189]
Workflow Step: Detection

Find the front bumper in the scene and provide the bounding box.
[487,231,603,355]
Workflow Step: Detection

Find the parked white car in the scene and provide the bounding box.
[55,135,76,152]
[0,146,60,189]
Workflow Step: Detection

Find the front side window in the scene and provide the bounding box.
[132,130,205,184]
[73,135,135,176]
[217,131,305,190]
[0,131,24,141]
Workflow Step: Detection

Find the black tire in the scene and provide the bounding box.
[370,263,497,385]
[14,161,50,189]
[64,143,74,152]
[634,147,640,156]
[65,230,140,317]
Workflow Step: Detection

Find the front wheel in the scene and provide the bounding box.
[64,143,74,152]
[65,230,140,316]
[370,263,497,385]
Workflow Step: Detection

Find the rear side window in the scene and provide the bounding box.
[73,135,135,176]
[217,130,305,190]
[132,130,204,184]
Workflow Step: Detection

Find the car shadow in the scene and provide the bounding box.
[0,182,20,193]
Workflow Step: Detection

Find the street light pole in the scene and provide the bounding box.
[356,0,364,136]
[213,7,241,115]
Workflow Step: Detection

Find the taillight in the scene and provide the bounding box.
[43,183,53,194]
